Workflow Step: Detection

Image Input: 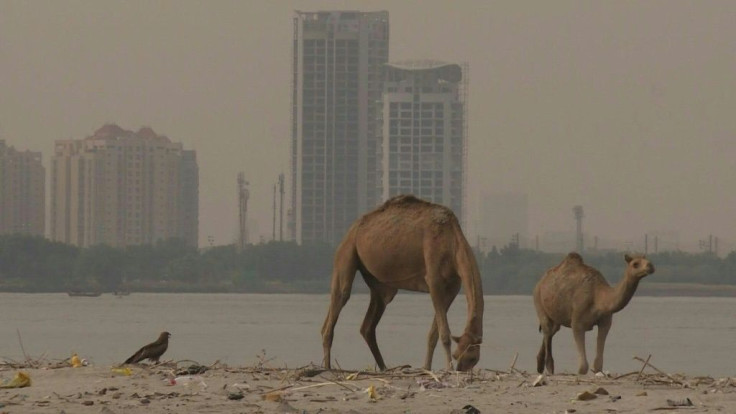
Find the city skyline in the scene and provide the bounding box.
[291,10,389,244]
[49,124,198,248]
[0,140,45,236]
[2,1,735,251]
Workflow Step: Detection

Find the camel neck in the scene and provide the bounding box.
[603,273,640,313]
[459,255,484,340]
[451,224,484,340]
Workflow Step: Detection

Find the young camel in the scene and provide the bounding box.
[321,195,484,372]
[533,252,654,375]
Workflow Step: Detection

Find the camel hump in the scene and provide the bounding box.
[375,195,456,223]
[565,252,584,264]
[384,194,426,207]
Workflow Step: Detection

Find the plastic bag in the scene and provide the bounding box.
[71,353,82,368]
[0,371,31,388]
[111,367,133,376]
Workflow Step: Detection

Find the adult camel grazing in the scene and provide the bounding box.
[533,252,654,374]
[321,195,484,371]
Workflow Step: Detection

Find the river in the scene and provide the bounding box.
[0,293,733,376]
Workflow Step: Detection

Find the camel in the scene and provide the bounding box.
[533,252,655,375]
[321,195,484,372]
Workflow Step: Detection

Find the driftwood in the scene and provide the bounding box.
[633,355,683,385]
[636,354,652,381]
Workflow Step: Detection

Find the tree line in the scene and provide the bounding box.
[0,234,735,293]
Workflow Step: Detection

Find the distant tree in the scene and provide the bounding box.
[73,244,126,291]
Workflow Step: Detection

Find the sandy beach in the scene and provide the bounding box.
[1,360,734,414]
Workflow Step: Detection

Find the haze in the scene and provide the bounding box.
[1,1,734,252]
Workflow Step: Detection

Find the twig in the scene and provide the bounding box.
[613,371,639,380]
[633,356,682,385]
[16,329,33,367]
[289,381,359,392]
[423,369,441,383]
[328,378,359,392]
[386,364,411,371]
[636,354,652,381]
[509,352,519,373]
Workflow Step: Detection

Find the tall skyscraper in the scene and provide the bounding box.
[290,10,389,244]
[378,61,468,223]
[0,140,45,236]
[49,124,199,247]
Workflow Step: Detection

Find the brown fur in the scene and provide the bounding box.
[321,195,484,371]
[533,253,654,374]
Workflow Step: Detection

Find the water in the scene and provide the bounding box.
[0,293,734,376]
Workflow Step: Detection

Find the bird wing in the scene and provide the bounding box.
[124,341,167,364]
[124,345,148,364]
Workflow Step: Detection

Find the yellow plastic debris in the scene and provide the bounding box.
[365,385,379,400]
[111,367,133,376]
[0,371,31,388]
[71,353,82,368]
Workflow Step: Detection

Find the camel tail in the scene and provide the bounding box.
[538,325,541,333]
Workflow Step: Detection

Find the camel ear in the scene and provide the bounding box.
[624,254,633,263]
[451,335,461,343]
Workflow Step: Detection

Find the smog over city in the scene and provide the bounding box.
[1,1,735,252]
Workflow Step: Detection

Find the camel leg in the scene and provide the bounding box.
[424,280,460,370]
[536,340,546,374]
[360,281,397,371]
[593,316,612,373]
[321,246,358,370]
[536,322,559,374]
[427,282,457,371]
[572,325,589,375]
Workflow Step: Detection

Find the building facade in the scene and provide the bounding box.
[0,140,45,236]
[378,61,467,223]
[49,124,198,247]
[290,10,389,244]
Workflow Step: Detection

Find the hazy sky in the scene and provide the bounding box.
[1,1,735,251]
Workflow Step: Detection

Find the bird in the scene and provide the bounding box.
[124,331,171,364]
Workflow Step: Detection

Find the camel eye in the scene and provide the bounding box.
[633,262,640,269]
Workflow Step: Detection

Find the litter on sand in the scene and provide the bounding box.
[0,371,31,388]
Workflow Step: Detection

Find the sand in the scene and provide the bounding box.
[1,362,734,413]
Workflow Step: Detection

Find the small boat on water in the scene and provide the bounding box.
[113,290,131,297]
[67,291,102,297]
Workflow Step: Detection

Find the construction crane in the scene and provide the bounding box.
[237,173,250,251]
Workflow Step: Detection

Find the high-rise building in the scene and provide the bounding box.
[179,150,199,247]
[0,140,45,236]
[378,61,468,223]
[49,124,199,247]
[290,10,389,244]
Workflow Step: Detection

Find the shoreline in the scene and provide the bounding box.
[2,282,736,297]
[0,362,733,413]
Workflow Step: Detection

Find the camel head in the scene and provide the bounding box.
[624,254,655,279]
[452,333,482,371]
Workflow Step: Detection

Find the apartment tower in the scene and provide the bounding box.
[49,124,199,247]
[291,10,389,244]
[0,140,45,236]
[378,61,468,223]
